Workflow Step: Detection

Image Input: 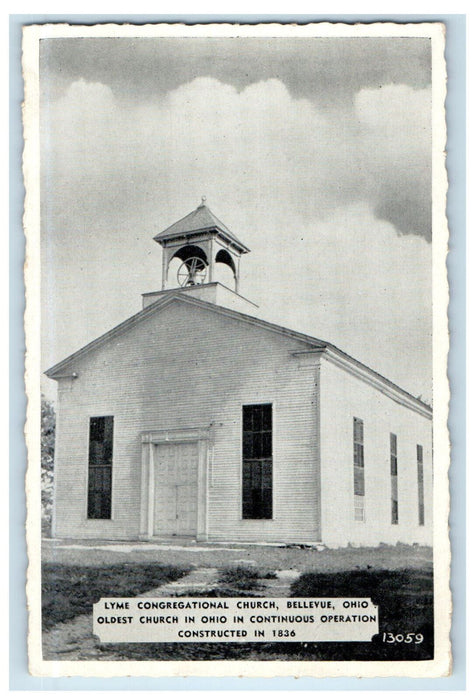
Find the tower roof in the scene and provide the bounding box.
[153,200,250,254]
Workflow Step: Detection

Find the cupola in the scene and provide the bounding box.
[142,200,257,315]
[153,197,250,293]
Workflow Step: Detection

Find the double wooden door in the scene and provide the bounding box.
[153,441,198,536]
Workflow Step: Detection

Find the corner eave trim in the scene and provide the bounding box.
[292,348,432,418]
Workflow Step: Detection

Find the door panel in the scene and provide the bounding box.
[153,442,198,536]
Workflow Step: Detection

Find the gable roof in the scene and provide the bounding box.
[45,291,326,378]
[45,292,432,418]
[153,203,250,253]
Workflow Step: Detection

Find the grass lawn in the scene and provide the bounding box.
[286,567,434,661]
[42,563,190,631]
[43,539,432,573]
[95,565,433,662]
[42,544,433,661]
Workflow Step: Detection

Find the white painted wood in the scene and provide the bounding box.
[153,442,198,536]
[139,439,149,538]
[319,356,433,547]
[51,298,431,546]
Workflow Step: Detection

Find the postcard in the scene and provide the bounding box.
[22,21,451,678]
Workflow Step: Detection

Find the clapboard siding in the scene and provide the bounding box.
[53,299,320,542]
[319,357,433,547]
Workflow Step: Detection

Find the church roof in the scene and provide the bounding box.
[153,201,250,253]
[45,292,432,418]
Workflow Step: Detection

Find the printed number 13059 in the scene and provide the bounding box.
[382,632,424,644]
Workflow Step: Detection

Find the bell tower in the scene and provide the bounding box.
[154,198,250,293]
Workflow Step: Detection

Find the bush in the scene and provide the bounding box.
[41,396,55,537]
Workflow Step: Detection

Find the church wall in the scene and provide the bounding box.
[319,357,433,547]
[52,299,321,543]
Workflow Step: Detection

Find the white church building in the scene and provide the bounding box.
[46,201,432,548]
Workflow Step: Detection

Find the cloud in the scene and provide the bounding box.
[244,202,432,400]
[354,85,432,239]
[40,37,431,104]
[41,76,432,400]
[42,76,431,238]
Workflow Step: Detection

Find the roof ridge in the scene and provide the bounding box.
[44,292,431,415]
[44,292,324,378]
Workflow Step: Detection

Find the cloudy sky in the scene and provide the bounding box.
[40,36,432,401]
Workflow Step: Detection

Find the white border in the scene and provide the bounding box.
[23,20,450,678]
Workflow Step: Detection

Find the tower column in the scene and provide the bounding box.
[161,248,168,290]
[235,255,240,294]
[208,238,214,283]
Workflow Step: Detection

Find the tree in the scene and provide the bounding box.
[41,395,56,536]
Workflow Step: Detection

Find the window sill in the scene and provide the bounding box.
[241,518,274,522]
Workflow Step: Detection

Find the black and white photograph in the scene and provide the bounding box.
[22,21,450,678]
